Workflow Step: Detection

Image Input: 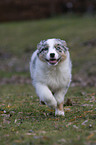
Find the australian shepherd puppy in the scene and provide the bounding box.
[30,38,72,116]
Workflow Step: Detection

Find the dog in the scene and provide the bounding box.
[30,38,72,116]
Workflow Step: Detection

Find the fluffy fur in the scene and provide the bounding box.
[30,38,72,116]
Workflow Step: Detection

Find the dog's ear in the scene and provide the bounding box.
[37,40,46,50]
[61,40,67,47]
[59,39,69,51]
[37,40,47,56]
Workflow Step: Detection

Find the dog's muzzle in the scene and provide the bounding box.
[45,53,61,66]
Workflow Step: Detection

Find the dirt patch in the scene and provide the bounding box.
[71,74,96,87]
[82,39,96,47]
[0,74,96,87]
[0,53,96,87]
[0,75,31,85]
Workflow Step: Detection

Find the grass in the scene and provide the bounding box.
[0,85,96,145]
[0,15,96,77]
[0,15,96,55]
[0,14,96,145]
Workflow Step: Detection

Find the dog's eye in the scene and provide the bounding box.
[44,47,48,51]
[56,47,62,52]
[39,47,48,53]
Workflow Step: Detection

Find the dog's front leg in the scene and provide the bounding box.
[54,89,67,116]
[55,102,64,116]
[55,102,65,116]
[35,83,57,109]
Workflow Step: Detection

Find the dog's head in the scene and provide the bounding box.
[37,38,69,66]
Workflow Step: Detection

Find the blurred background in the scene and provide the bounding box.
[0,0,96,21]
[0,0,96,87]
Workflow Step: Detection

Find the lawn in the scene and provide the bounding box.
[0,15,96,145]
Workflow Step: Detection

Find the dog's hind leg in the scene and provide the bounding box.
[35,83,57,109]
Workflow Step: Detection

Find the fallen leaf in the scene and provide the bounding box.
[14,119,17,123]
[26,133,36,136]
[66,122,73,127]
[38,131,46,134]
[34,136,43,139]
[3,118,11,124]
[73,125,78,129]
[58,138,66,143]
[10,111,15,114]
[18,112,23,114]
[86,133,94,140]
[84,110,93,114]
[69,115,82,122]
[81,104,93,107]
[90,96,95,102]
[82,120,88,125]
[4,134,10,137]
[64,107,72,112]
[8,104,11,108]
[14,140,23,143]
[0,109,6,114]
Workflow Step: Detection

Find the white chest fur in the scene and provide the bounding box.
[32,52,71,92]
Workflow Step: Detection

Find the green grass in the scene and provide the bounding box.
[0,15,96,78]
[0,85,96,145]
[0,15,96,145]
[0,15,96,55]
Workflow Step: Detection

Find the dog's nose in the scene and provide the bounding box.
[50,53,55,58]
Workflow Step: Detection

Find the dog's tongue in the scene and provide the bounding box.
[49,59,57,64]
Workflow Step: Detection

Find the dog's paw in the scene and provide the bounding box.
[40,98,57,109]
[44,97,57,109]
[46,100,57,109]
[55,108,65,116]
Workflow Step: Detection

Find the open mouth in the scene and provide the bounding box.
[45,57,61,65]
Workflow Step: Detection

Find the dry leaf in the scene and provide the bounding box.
[66,122,73,127]
[73,125,78,129]
[86,133,94,140]
[81,104,93,107]
[38,131,46,134]
[64,107,72,112]
[3,118,11,124]
[82,120,88,125]
[58,138,66,143]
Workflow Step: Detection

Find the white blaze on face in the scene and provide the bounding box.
[46,39,59,60]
